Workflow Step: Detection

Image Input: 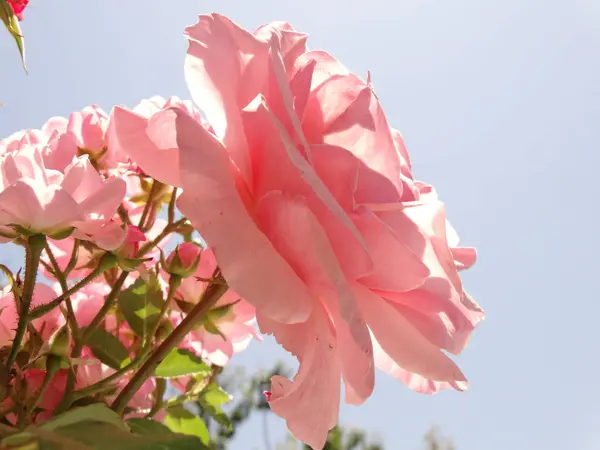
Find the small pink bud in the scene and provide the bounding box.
[264,391,272,402]
[164,242,202,278]
[115,225,147,271]
[118,225,145,259]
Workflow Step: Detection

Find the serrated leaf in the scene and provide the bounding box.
[154,349,210,379]
[117,276,163,342]
[164,405,209,445]
[199,401,232,431]
[202,383,231,406]
[39,404,128,432]
[127,418,173,436]
[83,328,130,370]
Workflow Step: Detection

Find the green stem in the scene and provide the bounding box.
[44,241,80,344]
[167,187,178,225]
[111,275,228,414]
[136,218,186,258]
[71,357,142,401]
[143,275,180,349]
[55,270,129,414]
[21,355,60,426]
[63,240,80,277]
[138,180,161,232]
[6,234,46,370]
[29,253,117,320]
[80,271,129,343]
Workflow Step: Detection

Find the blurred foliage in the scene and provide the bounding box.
[192,362,455,450]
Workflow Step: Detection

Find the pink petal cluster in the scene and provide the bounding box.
[110,14,484,448]
[108,96,208,187]
[0,145,126,248]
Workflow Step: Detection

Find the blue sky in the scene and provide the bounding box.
[2,0,599,449]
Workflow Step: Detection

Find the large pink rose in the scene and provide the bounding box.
[112,13,484,449]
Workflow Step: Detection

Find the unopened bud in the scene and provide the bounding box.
[116,225,147,271]
[48,325,70,357]
[163,242,202,278]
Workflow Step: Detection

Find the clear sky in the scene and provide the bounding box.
[1,1,599,449]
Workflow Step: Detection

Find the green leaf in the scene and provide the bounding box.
[18,429,92,450]
[164,405,210,446]
[39,404,128,432]
[49,421,205,450]
[198,383,232,431]
[199,402,232,431]
[202,383,231,407]
[127,418,173,436]
[154,349,210,379]
[0,431,41,449]
[117,276,164,342]
[83,328,130,370]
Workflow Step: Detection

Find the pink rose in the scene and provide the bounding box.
[113,13,483,448]
[108,96,208,187]
[0,145,126,249]
[65,105,128,170]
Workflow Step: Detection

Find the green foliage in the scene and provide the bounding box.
[83,328,131,370]
[127,418,173,435]
[164,405,210,446]
[154,348,211,378]
[0,404,206,449]
[117,276,164,343]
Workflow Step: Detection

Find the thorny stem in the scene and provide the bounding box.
[136,218,187,257]
[21,355,60,426]
[81,271,129,342]
[44,241,80,344]
[29,253,117,320]
[6,234,46,370]
[71,358,142,401]
[63,240,80,277]
[111,273,228,414]
[55,270,129,414]
[143,275,180,349]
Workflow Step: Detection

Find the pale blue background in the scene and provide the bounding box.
[1,1,599,449]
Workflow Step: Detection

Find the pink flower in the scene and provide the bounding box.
[116,14,483,448]
[0,283,63,347]
[173,249,258,366]
[66,105,128,169]
[0,145,126,249]
[108,96,211,187]
[0,117,75,172]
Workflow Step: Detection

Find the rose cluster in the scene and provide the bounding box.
[0,13,483,449]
